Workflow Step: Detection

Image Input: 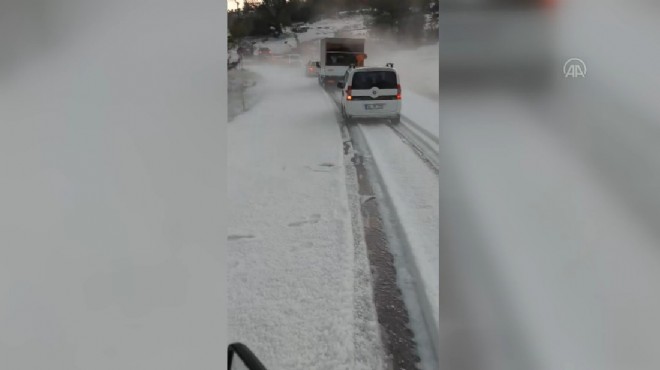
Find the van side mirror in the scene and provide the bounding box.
[337,82,344,89]
[228,343,268,370]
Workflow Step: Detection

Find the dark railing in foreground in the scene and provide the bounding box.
[228,342,268,370]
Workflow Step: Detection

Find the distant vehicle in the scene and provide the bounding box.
[306,61,319,77]
[337,64,402,124]
[258,47,271,60]
[318,37,366,87]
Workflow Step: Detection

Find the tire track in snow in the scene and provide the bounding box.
[400,115,439,146]
[386,121,439,174]
[323,88,438,369]
[325,89,439,175]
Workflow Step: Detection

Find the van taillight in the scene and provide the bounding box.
[347,86,352,100]
[396,84,402,100]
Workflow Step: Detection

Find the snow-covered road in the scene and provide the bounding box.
[231,16,442,367]
[228,65,385,369]
[228,60,441,369]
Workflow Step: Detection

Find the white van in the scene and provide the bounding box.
[337,64,401,124]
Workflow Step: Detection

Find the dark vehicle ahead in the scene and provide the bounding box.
[258,47,272,60]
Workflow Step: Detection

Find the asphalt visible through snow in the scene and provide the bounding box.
[338,108,422,370]
[326,87,440,370]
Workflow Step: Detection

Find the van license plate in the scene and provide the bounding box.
[365,104,384,110]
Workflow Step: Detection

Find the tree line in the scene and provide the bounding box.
[229,0,438,43]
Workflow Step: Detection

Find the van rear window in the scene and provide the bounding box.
[351,71,397,89]
[326,53,357,66]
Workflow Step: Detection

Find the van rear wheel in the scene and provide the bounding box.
[390,115,401,125]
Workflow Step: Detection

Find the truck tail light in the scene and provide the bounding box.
[347,86,352,100]
[396,84,402,100]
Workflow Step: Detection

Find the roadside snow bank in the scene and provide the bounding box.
[253,36,297,55]
[367,43,439,100]
[228,68,261,122]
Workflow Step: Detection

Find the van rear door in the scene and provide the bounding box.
[349,70,399,114]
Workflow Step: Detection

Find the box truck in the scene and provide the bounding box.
[318,37,366,87]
